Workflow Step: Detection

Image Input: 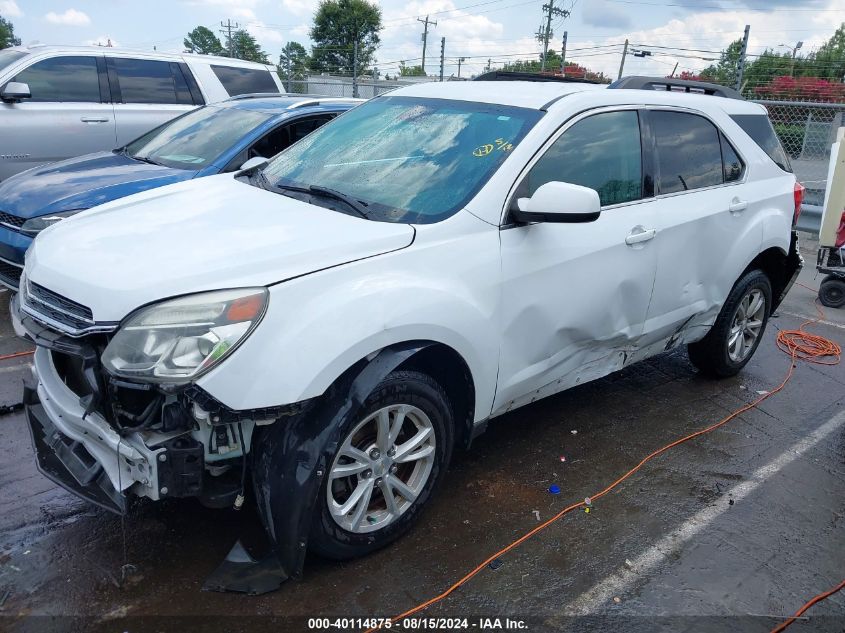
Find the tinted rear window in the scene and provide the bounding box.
[111,57,194,105]
[211,65,279,96]
[730,114,792,173]
[652,111,723,194]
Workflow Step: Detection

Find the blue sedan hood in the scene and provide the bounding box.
[0,151,197,218]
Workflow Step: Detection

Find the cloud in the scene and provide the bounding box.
[582,0,631,29]
[282,0,318,18]
[184,0,258,19]
[84,35,120,47]
[0,0,22,17]
[45,8,91,26]
[247,21,285,49]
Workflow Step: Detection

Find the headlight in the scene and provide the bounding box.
[20,210,83,237]
[101,288,268,384]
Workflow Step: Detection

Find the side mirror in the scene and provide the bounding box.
[239,156,268,172]
[1,81,32,102]
[512,181,601,224]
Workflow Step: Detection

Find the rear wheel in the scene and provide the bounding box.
[819,275,845,309]
[309,370,454,560]
[688,269,772,377]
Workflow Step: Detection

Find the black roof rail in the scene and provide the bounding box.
[473,70,604,84]
[608,76,743,100]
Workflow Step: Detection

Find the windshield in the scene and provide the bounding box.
[0,50,27,75]
[124,105,272,170]
[261,96,543,223]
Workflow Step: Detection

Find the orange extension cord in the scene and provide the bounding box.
[770,578,845,633]
[0,350,34,361]
[365,286,841,633]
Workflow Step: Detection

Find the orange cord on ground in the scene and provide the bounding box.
[770,578,845,633]
[0,350,34,362]
[365,288,841,633]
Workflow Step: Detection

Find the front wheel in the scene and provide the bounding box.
[309,370,454,560]
[688,269,772,377]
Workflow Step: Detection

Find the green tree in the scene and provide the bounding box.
[310,0,382,75]
[231,29,269,63]
[278,42,310,91]
[398,61,426,76]
[807,22,845,81]
[184,26,224,55]
[742,49,795,91]
[699,38,743,86]
[1,14,21,48]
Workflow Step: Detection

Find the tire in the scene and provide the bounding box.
[688,269,772,377]
[819,275,845,309]
[308,370,454,560]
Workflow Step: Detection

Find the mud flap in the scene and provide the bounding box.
[205,342,432,594]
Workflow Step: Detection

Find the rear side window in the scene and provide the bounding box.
[730,114,793,173]
[211,65,279,96]
[652,111,723,194]
[110,58,194,105]
[12,56,100,102]
[524,110,643,207]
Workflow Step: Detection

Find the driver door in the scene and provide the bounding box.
[494,108,659,415]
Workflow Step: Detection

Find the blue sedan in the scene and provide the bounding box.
[0,94,359,290]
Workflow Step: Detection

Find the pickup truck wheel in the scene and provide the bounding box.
[818,275,845,309]
[688,269,772,377]
[309,370,454,560]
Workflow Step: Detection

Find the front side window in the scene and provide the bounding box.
[211,65,279,96]
[652,111,723,194]
[124,105,271,169]
[520,110,643,207]
[12,56,100,102]
[261,96,543,223]
[0,50,27,75]
[111,58,192,105]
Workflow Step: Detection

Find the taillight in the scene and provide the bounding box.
[793,181,805,226]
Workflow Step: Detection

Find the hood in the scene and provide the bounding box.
[26,174,415,321]
[0,151,195,218]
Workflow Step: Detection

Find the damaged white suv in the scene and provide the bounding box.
[15,76,802,587]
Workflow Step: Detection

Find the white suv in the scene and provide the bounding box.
[15,76,802,583]
[0,45,284,180]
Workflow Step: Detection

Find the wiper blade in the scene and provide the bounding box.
[308,185,370,219]
[131,154,162,166]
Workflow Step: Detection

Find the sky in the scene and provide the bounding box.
[2,0,844,79]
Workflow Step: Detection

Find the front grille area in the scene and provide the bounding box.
[28,281,94,322]
[0,211,25,231]
[0,259,22,289]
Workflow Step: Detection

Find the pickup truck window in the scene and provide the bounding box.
[124,105,271,169]
[11,56,100,103]
[0,50,26,75]
[262,96,543,224]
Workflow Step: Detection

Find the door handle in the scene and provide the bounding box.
[80,117,109,123]
[729,198,748,213]
[625,227,657,246]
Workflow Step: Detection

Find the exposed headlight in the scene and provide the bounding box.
[20,210,83,237]
[101,288,268,384]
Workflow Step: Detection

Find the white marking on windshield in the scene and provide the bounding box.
[324,156,425,167]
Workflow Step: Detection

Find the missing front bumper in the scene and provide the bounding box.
[24,381,127,515]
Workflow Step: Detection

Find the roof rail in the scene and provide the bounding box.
[473,70,604,84]
[286,97,363,109]
[224,92,288,101]
[608,76,743,100]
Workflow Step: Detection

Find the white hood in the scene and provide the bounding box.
[25,174,415,322]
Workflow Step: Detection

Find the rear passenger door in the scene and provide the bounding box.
[106,57,201,146]
[639,108,760,347]
[0,54,115,178]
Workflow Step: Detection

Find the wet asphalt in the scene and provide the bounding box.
[0,241,843,633]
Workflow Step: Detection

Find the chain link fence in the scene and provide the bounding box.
[281,75,438,99]
[752,99,845,234]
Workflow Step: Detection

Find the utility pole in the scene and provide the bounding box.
[486,58,492,72]
[735,24,750,92]
[617,38,629,80]
[286,50,292,92]
[439,37,445,81]
[539,0,569,71]
[220,19,239,58]
[560,30,567,75]
[352,32,359,98]
[417,15,437,74]
[670,61,678,77]
[457,57,466,78]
